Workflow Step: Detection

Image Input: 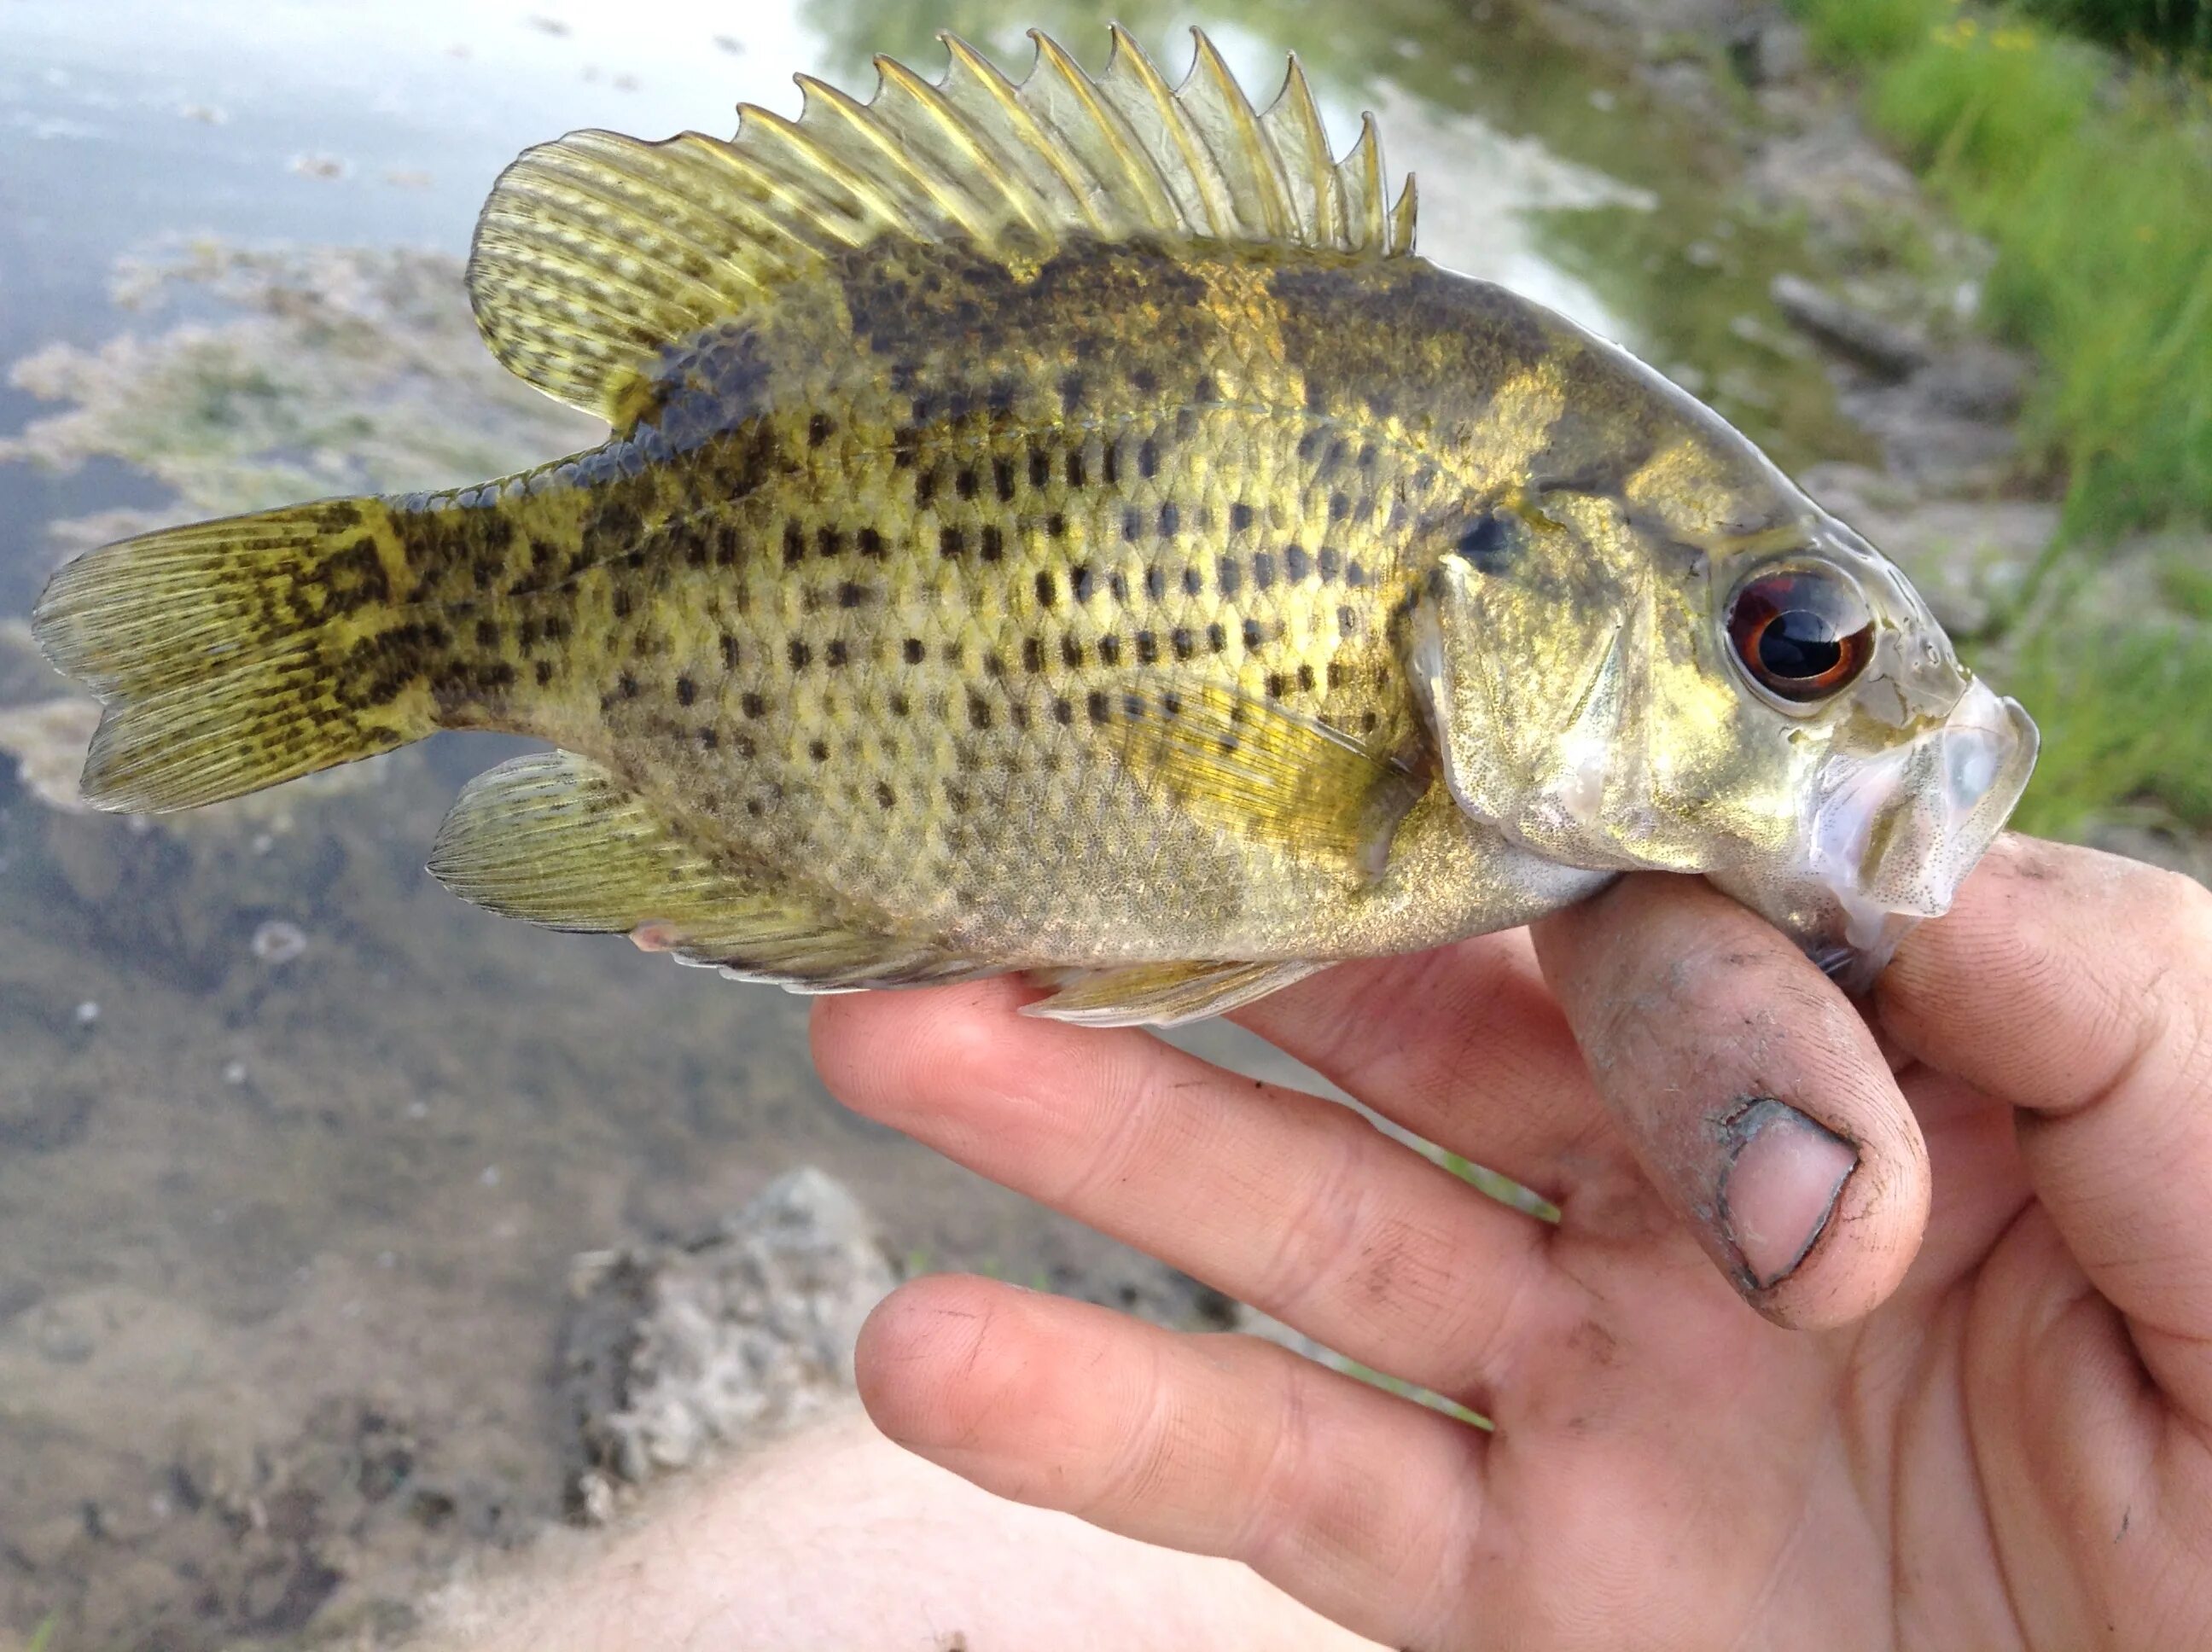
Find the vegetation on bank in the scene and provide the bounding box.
[1791,0,2211,845]
[2004,616,2212,838]
[1795,0,2212,538]
[2016,0,2209,57]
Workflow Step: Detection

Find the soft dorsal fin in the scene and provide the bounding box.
[467,27,1417,425]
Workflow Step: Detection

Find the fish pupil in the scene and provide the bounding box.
[1758,610,1842,680]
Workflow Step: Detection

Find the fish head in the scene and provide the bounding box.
[1408,441,2034,991]
[1692,512,2036,989]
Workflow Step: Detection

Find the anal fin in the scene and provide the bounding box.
[1023,958,1324,1027]
[428,750,970,991]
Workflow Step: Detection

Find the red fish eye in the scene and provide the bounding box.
[1726,567,1874,703]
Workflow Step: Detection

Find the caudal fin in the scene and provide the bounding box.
[32,499,440,811]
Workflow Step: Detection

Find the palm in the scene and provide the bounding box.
[1470,1065,2032,1648]
[813,843,2212,1651]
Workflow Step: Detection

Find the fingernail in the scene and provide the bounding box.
[1718,1098,1856,1291]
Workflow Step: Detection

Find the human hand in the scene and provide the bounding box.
[811,837,2212,1649]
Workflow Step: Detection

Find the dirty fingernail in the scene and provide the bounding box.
[1719,1098,1856,1291]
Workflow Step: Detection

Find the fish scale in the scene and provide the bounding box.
[31,28,2029,1024]
[552,260,1448,959]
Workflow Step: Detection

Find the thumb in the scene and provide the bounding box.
[1534,874,1930,1329]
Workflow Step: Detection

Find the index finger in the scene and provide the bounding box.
[1878,835,2212,1409]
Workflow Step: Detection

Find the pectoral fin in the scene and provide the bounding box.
[1024,958,1324,1027]
[1110,680,1426,875]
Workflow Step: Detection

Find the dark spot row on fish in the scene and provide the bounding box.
[754,519,1377,602]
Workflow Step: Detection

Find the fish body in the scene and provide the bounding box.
[32,29,2035,1023]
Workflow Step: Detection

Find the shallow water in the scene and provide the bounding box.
[0,1,1866,1643]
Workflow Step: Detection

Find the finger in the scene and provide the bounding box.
[812,979,1555,1408]
[1229,933,1613,1191]
[1534,875,1928,1329]
[1878,835,2212,1411]
[857,1273,1482,1650]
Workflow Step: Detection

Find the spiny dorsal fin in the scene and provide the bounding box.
[467,27,1417,425]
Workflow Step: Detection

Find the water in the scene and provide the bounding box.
[0,2,1866,1643]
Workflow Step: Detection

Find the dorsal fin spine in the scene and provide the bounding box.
[1391,172,1418,253]
[1272,59,1340,243]
[1347,113,1387,249]
[1185,31,1293,241]
[735,108,910,246]
[786,78,968,236]
[872,56,1039,237]
[940,33,1107,237]
[1101,25,1234,237]
[1024,30,1182,233]
[701,127,887,254]
[816,67,999,241]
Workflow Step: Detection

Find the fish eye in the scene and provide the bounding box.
[1726,565,1874,704]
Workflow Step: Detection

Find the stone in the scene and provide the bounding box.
[558,1167,897,1521]
[1770,274,1930,381]
[1727,11,1809,87]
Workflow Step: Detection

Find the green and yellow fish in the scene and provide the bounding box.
[32,28,2035,1025]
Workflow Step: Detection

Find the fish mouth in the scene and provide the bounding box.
[1710,679,2038,992]
[1806,679,2038,990]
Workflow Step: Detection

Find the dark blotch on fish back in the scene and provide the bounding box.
[1269,259,1550,433]
[317,535,393,617]
[835,241,1213,444]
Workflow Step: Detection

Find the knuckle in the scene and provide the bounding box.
[1080,1335,1180,1517]
[1051,1047,1185,1208]
[1249,1129,1377,1321]
[1231,1350,1316,1569]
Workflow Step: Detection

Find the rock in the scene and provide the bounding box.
[2085,822,2212,887]
[1838,373,2028,498]
[558,1168,897,1521]
[1770,274,1930,380]
[1747,115,1926,228]
[1917,341,2030,421]
[1727,11,1809,87]
[0,694,101,813]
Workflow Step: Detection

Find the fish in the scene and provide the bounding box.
[30,27,2036,1027]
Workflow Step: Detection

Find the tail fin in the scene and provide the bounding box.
[32,499,441,812]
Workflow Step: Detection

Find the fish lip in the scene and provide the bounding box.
[1805,679,2038,992]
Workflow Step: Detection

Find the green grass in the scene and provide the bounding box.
[1991,615,2212,838]
[2160,550,2212,618]
[1792,0,2212,538]
[2014,0,2210,56]
[1800,0,1960,62]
